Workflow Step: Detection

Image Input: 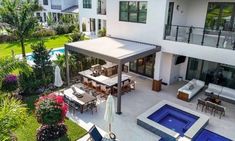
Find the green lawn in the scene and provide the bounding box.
[15,95,87,141]
[0,34,70,58]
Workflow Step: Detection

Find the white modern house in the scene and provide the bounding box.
[36,0,79,24]
[78,0,107,36]
[78,0,235,89]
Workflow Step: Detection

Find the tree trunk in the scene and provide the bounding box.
[20,38,26,59]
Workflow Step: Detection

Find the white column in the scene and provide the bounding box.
[154,52,162,80]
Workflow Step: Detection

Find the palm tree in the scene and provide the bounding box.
[0,94,28,141]
[0,57,31,83]
[0,0,41,59]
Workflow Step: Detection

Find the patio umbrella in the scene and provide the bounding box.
[54,65,63,87]
[104,94,115,132]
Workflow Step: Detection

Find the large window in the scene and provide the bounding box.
[205,2,235,31]
[83,0,92,8]
[129,54,155,78]
[186,58,235,89]
[43,0,48,5]
[119,1,147,23]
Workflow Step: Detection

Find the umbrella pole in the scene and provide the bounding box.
[109,123,111,132]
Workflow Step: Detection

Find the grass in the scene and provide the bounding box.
[15,95,87,141]
[0,34,70,58]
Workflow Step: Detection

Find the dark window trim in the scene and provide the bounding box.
[119,1,147,24]
[83,0,92,9]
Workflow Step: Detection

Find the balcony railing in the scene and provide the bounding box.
[164,24,235,50]
[97,8,106,15]
[51,5,62,10]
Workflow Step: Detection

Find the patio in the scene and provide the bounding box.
[66,73,235,141]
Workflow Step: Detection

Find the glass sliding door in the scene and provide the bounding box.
[129,54,155,78]
[186,57,235,89]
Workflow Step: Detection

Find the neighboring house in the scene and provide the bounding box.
[79,0,235,90]
[36,0,79,25]
[79,0,107,35]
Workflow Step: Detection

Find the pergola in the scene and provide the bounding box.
[65,37,161,114]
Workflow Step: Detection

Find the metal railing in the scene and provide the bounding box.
[97,8,106,15]
[164,24,235,50]
[51,5,62,10]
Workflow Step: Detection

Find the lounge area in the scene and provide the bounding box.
[63,76,235,141]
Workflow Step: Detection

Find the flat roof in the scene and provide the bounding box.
[65,37,161,64]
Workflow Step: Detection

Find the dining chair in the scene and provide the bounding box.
[214,104,226,119]
[91,81,100,91]
[122,80,131,93]
[196,98,206,112]
[87,101,98,114]
[130,79,136,90]
[100,85,111,99]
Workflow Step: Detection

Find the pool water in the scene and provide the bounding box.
[26,48,64,61]
[148,104,199,136]
[194,129,232,141]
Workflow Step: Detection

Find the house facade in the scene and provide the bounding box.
[78,0,107,35]
[79,0,235,90]
[36,0,79,24]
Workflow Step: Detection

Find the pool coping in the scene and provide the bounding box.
[137,100,209,140]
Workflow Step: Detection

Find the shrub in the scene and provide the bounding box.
[98,28,106,37]
[69,29,85,42]
[32,28,56,38]
[0,35,17,43]
[36,124,67,141]
[1,74,18,92]
[35,93,68,125]
[53,25,69,35]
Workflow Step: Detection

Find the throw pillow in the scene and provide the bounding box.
[189,84,194,90]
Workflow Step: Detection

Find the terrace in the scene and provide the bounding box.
[62,74,235,140]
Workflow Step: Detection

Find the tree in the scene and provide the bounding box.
[31,41,53,83]
[0,0,41,59]
[0,95,28,141]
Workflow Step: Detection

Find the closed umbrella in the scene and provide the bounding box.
[104,94,115,132]
[54,65,63,87]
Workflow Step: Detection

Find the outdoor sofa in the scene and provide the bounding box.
[177,79,205,101]
[205,83,235,104]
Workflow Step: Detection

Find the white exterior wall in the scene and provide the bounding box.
[107,0,167,44]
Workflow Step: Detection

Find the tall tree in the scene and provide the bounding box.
[0,0,41,59]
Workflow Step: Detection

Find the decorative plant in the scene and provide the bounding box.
[35,93,68,125]
[35,93,68,141]
[98,28,106,37]
[0,95,28,141]
[1,74,18,93]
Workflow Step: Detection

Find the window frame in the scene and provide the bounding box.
[119,1,147,24]
[83,0,92,9]
[43,0,48,5]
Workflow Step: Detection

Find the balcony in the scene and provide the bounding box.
[164,25,235,51]
[97,8,106,15]
[51,5,62,10]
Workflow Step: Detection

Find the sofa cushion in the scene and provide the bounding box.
[221,87,235,100]
[205,83,223,95]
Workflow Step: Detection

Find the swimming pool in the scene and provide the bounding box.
[147,104,199,136]
[137,100,209,140]
[194,129,232,141]
[26,48,64,64]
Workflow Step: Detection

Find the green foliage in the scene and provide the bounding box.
[0,35,17,43]
[0,0,41,58]
[32,28,56,38]
[0,95,28,141]
[69,28,85,42]
[0,57,31,83]
[31,41,53,83]
[1,74,18,93]
[98,28,106,37]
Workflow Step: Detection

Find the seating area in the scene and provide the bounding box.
[177,79,205,101]
[205,83,235,104]
[196,98,226,119]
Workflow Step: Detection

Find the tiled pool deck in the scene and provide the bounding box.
[67,74,235,141]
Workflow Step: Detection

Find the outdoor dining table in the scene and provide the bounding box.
[63,86,97,113]
[79,69,132,87]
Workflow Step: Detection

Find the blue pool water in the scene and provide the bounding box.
[147,104,199,136]
[194,129,232,141]
[26,48,64,61]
